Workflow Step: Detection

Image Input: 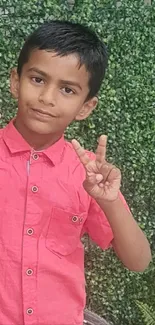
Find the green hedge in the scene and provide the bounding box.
[0,0,155,324]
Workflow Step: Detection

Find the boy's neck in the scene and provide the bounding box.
[14,119,63,151]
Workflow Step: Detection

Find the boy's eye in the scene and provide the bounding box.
[32,77,44,84]
[61,87,74,94]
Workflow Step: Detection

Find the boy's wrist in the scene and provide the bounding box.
[96,195,120,209]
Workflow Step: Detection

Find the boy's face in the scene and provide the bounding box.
[11,49,98,136]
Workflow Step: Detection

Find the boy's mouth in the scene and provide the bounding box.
[31,108,56,118]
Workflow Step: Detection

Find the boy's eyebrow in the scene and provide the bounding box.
[27,67,82,90]
[27,67,47,77]
[60,79,82,90]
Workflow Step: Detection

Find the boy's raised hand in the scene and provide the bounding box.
[72,135,121,202]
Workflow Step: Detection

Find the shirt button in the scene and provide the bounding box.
[27,228,34,236]
[26,269,33,276]
[31,185,38,193]
[72,216,78,223]
[32,153,39,160]
[27,308,33,315]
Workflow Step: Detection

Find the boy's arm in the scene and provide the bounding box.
[72,135,152,272]
[97,195,151,272]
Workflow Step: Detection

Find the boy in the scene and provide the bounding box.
[0,20,151,325]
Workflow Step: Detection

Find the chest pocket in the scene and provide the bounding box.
[45,207,87,256]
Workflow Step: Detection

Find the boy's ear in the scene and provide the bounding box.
[75,96,98,121]
[10,68,19,99]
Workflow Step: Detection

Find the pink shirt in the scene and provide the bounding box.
[0,120,127,325]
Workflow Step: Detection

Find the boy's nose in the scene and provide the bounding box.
[38,86,56,106]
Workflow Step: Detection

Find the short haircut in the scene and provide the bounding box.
[17,20,108,100]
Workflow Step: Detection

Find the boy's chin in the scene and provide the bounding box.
[26,120,57,135]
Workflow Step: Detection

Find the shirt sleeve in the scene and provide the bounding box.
[84,191,130,250]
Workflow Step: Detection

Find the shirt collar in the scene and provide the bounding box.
[3,120,66,165]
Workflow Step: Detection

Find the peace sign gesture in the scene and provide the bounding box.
[72,135,121,202]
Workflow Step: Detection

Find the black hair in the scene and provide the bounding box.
[17,20,108,100]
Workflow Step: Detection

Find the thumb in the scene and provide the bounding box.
[86,172,103,184]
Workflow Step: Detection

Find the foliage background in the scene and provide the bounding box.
[0,0,155,324]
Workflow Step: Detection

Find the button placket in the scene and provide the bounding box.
[23,152,39,325]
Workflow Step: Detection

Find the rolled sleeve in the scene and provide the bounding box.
[84,191,130,250]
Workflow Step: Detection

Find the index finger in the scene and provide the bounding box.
[95,135,107,164]
[71,139,91,166]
